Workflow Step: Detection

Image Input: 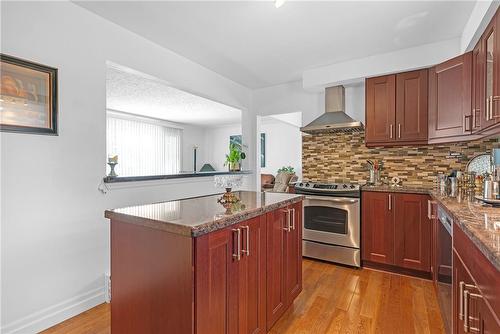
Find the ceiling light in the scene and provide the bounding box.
[275,0,286,8]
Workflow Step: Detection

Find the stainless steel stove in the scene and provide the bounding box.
[295,181,361,267]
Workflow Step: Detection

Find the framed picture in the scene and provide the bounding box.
[0,54,58,135]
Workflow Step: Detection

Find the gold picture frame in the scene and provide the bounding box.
[0,54,58,135]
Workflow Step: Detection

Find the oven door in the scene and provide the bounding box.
[303,195,360,249]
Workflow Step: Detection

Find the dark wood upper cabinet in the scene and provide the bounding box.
[428,52,472,142]
[393,194,430,272]
[361,191,394,265]
[396,69,429,142]
[481,14,500,130]
[365,70,428,146]
[365,74,396,144]
[472,39,485,132]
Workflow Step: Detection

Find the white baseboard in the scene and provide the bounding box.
[2,287,106,334]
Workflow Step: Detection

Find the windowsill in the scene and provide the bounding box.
[103,170,253,183]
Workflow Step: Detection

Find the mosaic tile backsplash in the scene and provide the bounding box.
[302,132,499,187]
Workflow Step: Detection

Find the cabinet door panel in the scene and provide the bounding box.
[472,40,485,132]
[429,52,472,140]
[196,227,238,334]
[361,192,394,264]
[479,298,500,334]
[483,18,499,129]
[238,216,266,334]
[453,251,474,334]
[365,75,396,144]
[285,201,302,305]
[396,69,428,142]
[266,208,287,329]
[394,194,430,272]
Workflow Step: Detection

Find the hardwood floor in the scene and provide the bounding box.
[42,259,444,334]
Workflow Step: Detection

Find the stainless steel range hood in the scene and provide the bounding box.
[300,86,364,134]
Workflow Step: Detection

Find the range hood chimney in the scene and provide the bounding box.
[300,86,364,134]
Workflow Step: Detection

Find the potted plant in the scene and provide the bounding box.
[225,143,246,171]
[277,166,295,174]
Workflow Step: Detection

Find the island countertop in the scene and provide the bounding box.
[105,191,304,237]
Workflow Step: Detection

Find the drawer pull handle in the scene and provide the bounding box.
[241,226,250,256]
[232,228,241,261]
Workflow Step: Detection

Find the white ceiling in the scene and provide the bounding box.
[106,65,242,126]
[77,1,476,89]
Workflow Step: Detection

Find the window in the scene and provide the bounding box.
[107,111,181,176]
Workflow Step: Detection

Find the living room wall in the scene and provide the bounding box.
[1,2,254,333]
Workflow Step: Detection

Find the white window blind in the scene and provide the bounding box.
[107,112,181,176]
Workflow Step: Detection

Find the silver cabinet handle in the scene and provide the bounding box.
[291,208,296,230]
[427,200,431,219]
[390,124,393,139]
[282,209,291,232]
[490,96,494,120]
[460,281,465,320]
[241,226,250,256]
[464,290,470,332]
[486,97,490,121]
[464,115,472,132]
[398,124,401,139]
[388,194,392,211]
[232,228,241,261]
[460,281,478,320]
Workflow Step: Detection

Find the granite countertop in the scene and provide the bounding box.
[361,184,432,194]
[430,191,500,271]
[105,191,303,237]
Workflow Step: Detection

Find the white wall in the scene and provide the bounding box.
[253,80,324,126]
[181,124,207,172]
[0,2,255,333]
[260,118,302,178]
[302,38,461,91]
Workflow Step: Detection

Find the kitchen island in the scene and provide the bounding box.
[105,191,304,334]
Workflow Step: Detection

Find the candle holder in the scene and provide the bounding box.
[107,162,118,177]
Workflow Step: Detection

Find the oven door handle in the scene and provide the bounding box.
[305,196,359,204]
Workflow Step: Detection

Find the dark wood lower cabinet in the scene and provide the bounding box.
[109,201,303,334]
[266,208,287,328]
[196,225,239,334]
[362,191,394,265]
[452,221,500,334]
[362,191,431,277]
[266,202,303,330]
[284,201,303,305]
[394,194,430,272]
[238,216,267,334]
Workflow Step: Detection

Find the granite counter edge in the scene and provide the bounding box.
[429,193,500,271]
[104,195,304,238]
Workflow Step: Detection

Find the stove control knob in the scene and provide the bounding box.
[305,183,310,187]
[343,184,348,188]
[350,184,355,189]
[298,183,303,187]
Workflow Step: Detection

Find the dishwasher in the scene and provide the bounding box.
[436,205,452,334]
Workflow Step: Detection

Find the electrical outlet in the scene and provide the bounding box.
[104,274,111,303]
